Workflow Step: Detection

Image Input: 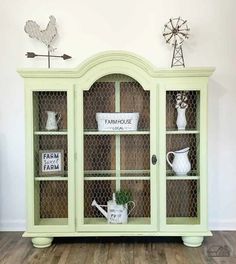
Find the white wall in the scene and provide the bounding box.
[0,0,235,230]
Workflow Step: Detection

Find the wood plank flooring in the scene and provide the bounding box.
[0,232,236,264]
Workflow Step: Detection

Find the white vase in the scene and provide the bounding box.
[176,108,187,130]
[166,147,191,176]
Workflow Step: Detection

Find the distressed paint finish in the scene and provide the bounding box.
[18,51,214,248]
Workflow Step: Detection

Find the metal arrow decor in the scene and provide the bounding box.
[24,16,72,68]
[25,52,72,68]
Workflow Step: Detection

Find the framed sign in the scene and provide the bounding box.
[39,149,64,176]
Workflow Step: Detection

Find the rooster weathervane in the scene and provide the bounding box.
[24,15,71,68]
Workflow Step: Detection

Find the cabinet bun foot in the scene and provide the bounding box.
[32,237,54,248]
[182,236,204,247]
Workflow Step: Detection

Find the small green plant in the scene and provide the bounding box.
[115,190,132,205]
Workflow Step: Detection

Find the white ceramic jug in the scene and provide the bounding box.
[45,111,61,130]
[166,147,191,176]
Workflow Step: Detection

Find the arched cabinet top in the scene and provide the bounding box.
[18,50,215,79]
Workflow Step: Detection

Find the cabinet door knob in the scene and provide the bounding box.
[152,155,157,165]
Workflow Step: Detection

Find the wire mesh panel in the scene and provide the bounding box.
[84,135,150,173]
[120,82,150,130]
[120,135,150,171]
[83,76,150,131]
[166,180,198,223]
[83,75,151,224]
[166,134,199,175]
[34,135,68,176]
[84,135,115,171]
[35,181,68,220]
[32,91,69,226]
[84,180,115,218]
[84,180,150,218]
[121,180,150,217]
[83,82,115,130]
[166,91,200,130]
[33,91,67,131]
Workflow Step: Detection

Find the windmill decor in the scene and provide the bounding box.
[24,16,72,68]
[163,17,190,67]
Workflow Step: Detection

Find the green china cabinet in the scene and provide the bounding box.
[18,51,214,248]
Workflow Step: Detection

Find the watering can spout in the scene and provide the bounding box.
[91,199,108,219]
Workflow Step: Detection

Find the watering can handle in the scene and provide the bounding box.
[166,151,175,168]
[127,201,136,216]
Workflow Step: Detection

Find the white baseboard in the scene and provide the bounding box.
[0,219,235,232]
[0,220,26,231]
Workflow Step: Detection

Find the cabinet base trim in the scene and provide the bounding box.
[23,231,212,238]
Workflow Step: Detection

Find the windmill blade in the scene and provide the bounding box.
[175,17,182,30]
[178,28,190,32]
[164,24,173,31]
[169,18,175,30]
[163,32,173,37]
[166,33,174,43]
[178,31,189,38]
[176,17,180,27]
[163,17,190,47]
[178,19,187,28]
[176,34,184,45]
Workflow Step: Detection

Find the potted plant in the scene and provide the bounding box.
[114,190,135,223]
[115,190,132,205]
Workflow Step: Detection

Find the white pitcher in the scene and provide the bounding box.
[166,147,191,176]
[45,111,61,130]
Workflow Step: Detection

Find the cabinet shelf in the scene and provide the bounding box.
[166,129,199,134]
[166,170,198,177]
[84,170,150,175]
[35,176,68,181]
[34,130,68,135]
[84,170,150,180]
[166,176,199,180]
[84,176,150,181]
[84,217,150,225]
[84,130,150,135]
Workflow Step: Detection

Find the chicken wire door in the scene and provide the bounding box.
[25,85,75,233]
[76,74,158,232]
[159,82,208,232]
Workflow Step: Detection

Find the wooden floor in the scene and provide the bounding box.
[0,232,236,264]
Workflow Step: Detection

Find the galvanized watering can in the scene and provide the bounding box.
[91,194,135,224]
